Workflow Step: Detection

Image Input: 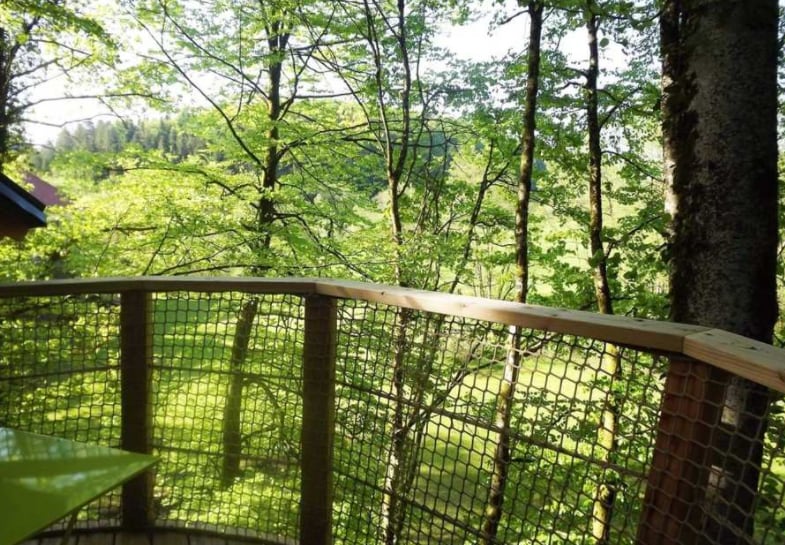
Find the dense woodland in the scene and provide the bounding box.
[1,1,784,544]
[2,0,672,315]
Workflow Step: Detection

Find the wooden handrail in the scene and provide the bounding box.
[1,277,783,392]
[0,276,318,296]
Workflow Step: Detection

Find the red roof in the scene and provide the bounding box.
[24,172,67,207]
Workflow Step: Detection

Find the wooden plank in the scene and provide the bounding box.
[24,527,294,545]
[315,279,708,353]
[73,533,111,545]
[157,524,296,545]
[120,291,155,531]
[113,533,153,545]
[78,532,137,545]
[683,329,785,394]
[185,534,226,545]
[0,276,715,352]
[4,276,785,388]
[149,532,189,545]
[300,295,337,545]
[0,277,318,297]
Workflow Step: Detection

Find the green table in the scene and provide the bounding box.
[0,427,156,545]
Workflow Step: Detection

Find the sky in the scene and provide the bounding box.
[23,5,594,147]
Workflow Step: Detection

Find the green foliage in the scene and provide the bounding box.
[2,0,783,543]
[0,166,243,280]
[32,116,207,173]
[0,0,116,166]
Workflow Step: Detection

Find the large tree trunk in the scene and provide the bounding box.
[639,1,778,543]
[584,6,622,544]
[480,3,543,543]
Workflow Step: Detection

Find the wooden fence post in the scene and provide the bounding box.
[637,356,727,544]
[120,290,155,531]
[300,295,337,545]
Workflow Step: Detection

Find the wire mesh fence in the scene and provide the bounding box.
[0,293,123,529]
[149,291,304,539]
[332,299,668,545]
[0,282,783,545]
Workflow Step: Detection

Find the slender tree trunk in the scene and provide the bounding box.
[639,2,778,543]
[0,28,14,169]
[221,296,258,486]
[370,1,416,542]
[220,24,288,488]
[380,307,412,545]
[584,6,622,545]
[585,7,612,318]
[480,3,543,543]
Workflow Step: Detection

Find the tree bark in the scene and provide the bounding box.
[480,3,543,543]
[584,5,622,544]
[220,21,288,488]
[585,5,613,318]
[380,308,412,545]
[221,296,258,486]
[0,26,21,169]
[369,2,417,542]
[0,28,11,169]
[640,1,778,543]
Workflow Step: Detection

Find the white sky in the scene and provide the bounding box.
[23,6,592,146]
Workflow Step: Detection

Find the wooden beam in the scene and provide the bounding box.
[300,295,337,545]
[0,276,318,296]
[684,329,785,392]
[120,290,155,531]
[1,278,783,393]
[314,279,707,352]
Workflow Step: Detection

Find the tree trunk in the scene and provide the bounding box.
[221,297,258,486]
[220,23,287,488]
[640,1,778,543]
[585,6,612,318]
[372,1,415,542]
[0,28,14,169]
[584,6,622,544]
[480,3,543,543]
[379,308,412,545]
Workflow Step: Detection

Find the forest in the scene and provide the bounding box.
[2,0,672,312]
[1,1,784,544]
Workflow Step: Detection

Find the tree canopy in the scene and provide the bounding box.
[1,1,783,543]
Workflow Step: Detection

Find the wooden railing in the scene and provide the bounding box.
[1,277,784,545]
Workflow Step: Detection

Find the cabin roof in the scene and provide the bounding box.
[24,172,66,207]
[0,171,47,232]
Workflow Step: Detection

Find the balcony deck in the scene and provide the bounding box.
[2,277,785,545]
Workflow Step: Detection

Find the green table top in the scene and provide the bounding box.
[0,427,157,545]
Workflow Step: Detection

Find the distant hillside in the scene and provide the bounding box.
[31,114,206,173]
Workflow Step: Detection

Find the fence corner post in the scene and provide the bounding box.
[300,295,337,545]
[120,289,155,531]
[637,356,726,545]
